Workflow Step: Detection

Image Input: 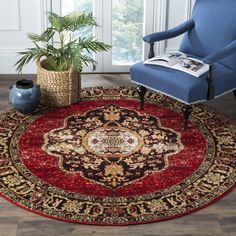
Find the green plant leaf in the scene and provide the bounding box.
[48,12,63,32]
[63,12,97,31]
[14,47,45,73]
[28,28,54,43]
[79,36,111,53]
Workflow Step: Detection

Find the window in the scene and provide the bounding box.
[52,0,155,72]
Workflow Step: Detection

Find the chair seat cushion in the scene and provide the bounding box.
[130,61,236,104]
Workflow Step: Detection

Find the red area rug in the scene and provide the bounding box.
[0,87,235,225]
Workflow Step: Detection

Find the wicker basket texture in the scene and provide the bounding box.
[37,60,81,107]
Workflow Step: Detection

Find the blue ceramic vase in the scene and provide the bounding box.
[9,79,41,114]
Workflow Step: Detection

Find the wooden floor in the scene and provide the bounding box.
[0,74,235,236]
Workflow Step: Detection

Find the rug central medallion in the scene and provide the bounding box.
[83,126,143,157]
[43,104,183,189]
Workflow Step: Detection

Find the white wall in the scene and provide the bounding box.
[0,0,196,74]
[0,0,50,74]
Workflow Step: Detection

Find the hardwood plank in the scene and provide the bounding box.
[0,225,17,236]
[219,214,236,234]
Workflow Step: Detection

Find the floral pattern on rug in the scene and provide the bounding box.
[0,87,235,225]
[42,105,183,189]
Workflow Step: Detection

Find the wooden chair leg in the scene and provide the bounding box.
[137,85,147,110]
[233,90,236,99]
[182,104,193,129]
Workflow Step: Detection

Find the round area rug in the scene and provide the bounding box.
[0,87,235,225]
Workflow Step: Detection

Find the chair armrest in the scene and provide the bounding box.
[143,19,195,44]
[203,39,236,64]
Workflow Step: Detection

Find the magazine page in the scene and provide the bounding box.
[172,57,209,77]
[144,52,186,67]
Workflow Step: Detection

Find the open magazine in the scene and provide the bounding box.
[144,52,209,77]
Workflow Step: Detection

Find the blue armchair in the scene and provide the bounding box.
[130,0,236,129]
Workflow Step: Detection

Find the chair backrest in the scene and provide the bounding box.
[180,0,236,70]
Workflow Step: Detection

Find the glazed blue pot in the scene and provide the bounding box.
[9,79,41,114]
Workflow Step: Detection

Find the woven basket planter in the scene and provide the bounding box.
[37,60,81,107]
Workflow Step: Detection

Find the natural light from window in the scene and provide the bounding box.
[112,0,144,65]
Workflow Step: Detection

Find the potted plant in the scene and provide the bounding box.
[15,12,111,106]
